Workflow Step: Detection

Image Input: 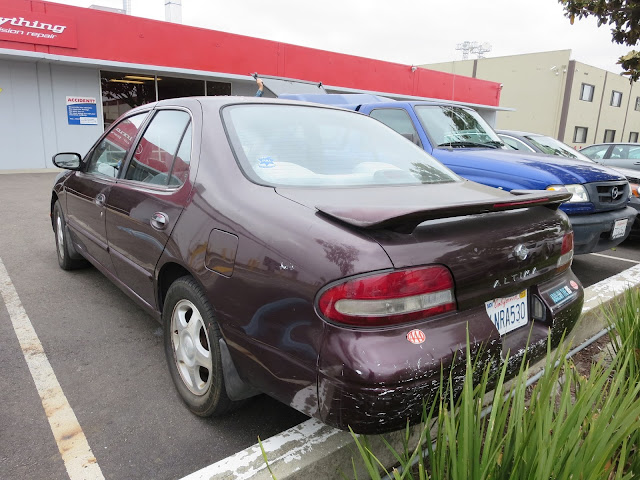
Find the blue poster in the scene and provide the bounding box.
[66,96,98,125]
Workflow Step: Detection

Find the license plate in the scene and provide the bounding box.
[611,218,628,239]
[485,290,528,336]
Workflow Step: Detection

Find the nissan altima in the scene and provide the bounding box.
[50,97,583,433]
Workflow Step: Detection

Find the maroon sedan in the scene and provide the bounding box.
[51,97,583,433]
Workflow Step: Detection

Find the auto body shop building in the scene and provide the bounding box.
[0,0,503,170]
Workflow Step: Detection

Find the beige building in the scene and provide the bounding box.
[422,50,640,149]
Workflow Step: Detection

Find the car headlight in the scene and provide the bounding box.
[546,184,590,202]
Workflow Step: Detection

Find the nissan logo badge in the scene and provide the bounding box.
[514,244,528,261]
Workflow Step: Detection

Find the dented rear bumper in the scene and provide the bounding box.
[316,269,584,434]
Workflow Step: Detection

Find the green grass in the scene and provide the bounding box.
[345,287,640,480]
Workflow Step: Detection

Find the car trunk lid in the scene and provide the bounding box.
[276,181,572,309]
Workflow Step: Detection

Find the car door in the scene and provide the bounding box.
[602,145,640,172]
[105,108,194,309]
[580,144,613,165]
[64,112,149,273]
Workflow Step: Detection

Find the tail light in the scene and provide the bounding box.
[317,265,456,327]
[557,232,574,272]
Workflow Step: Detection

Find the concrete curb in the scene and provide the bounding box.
[182,263,640,480]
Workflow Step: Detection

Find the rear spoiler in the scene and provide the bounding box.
[316,190,573,234]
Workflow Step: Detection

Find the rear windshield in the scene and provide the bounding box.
[223,104,459,187]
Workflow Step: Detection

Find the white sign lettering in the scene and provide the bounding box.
[0,16,66,34]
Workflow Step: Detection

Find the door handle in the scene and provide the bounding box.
[95,193,106,206]
[151,212,169,230]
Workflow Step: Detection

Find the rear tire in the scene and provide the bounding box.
[53,201,87,271]
[163,276,241,417]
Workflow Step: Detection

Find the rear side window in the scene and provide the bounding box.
[124,110,191,186]
[369,109,422,147]
[223,104,459,187]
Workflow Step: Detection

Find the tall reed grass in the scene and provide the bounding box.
[348,288,640,480]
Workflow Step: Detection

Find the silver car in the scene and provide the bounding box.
[579,143,640,172]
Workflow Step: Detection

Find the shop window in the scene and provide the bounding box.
[101,71,156,127]
[580,83,595,102]
[603,129,616,142]
[573,126,588,143]
[157,76,205,101]
[206,81,232,96]
[611,91,622,107]
[629,132,639,143]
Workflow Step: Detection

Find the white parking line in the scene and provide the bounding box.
[589,252,640,264]
[0,258,105,480]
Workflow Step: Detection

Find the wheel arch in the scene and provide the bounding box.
[50,192,59,230]
[157,261,260,402]
[156,261,194,314]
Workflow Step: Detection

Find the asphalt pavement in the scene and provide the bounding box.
[0,173,308,480]
[0,171,637,480]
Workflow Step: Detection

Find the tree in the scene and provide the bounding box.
[559,0,640,81]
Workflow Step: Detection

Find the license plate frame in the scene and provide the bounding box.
[611,218,628,240]
[485,290,529,336]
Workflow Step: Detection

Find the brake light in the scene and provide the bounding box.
[557,232,574,272]
[317,266,456,327]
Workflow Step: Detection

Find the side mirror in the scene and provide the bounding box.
[53,152,82,170]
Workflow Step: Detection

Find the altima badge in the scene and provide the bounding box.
[514,244,529,261]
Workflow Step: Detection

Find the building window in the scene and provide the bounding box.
[580,83,595,102]
[101,71,156,127]
[574,126,588,143]
[206,81,232,96]
[100,71,231,127]
[603,129,616,142]
[630,132,639,142]
[611,91,623,107]
[635,97,640,111]
[157,76,205,101]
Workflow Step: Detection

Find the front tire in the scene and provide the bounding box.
[53,201,86,271]
[163,276,238,417]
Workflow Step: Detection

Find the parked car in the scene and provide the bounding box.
[579,142,640,172]
[496,130,591,161]
[497,130,639,239]
[280,95,636,255]
[612,166,640,238]
[51,97,583,434]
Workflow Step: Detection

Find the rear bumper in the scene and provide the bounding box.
[569,206,638,254]
[316,270,584,434]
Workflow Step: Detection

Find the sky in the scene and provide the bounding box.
[52,0,632,74]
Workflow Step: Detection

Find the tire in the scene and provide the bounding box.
[53,201,87,271]
[163,276,239,417]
